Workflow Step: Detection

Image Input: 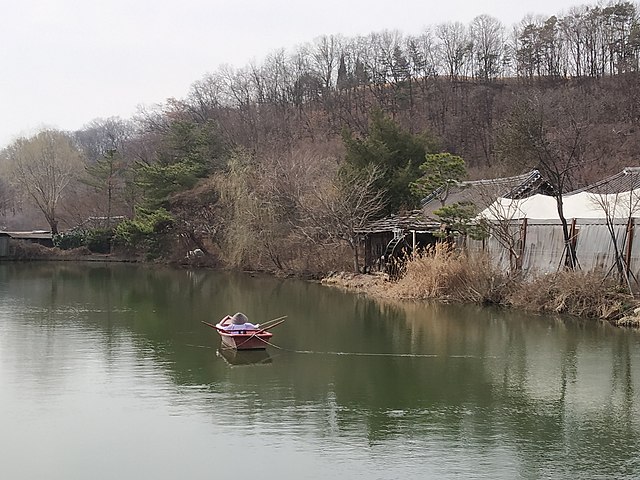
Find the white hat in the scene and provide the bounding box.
[231,312,248,325]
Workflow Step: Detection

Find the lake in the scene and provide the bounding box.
[1,262,639,479]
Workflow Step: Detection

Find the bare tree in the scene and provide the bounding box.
[470,14,506,80]
[1,130,84,234]
[310,35,341,91]
[474,184,528,273]
[75,117,134,163]
[498,95,590,269]
[435,22,471,79]
[297,165,387,273]
[0,177,13,215]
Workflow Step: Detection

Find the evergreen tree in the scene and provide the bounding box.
[410,152,467,206]
[336,54,349,90]
[136,119,227,209]
[341,109,438,216]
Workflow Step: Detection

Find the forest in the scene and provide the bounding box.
[1,1,640,276]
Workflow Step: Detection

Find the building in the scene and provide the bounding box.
[471,168,640,282]
[0,231,54,248]
[356,170,553,272]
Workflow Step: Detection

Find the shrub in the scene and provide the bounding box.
[84,229,113,253]
[113,209,174,247]
[54,228,114,253]
[53,230,85,250]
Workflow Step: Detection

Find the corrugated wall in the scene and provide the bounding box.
[469,218,638,279]
[521,221,567,273]
[573,220,628,273]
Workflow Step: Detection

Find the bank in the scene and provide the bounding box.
[321,257,640,329]
[5,234,640,329]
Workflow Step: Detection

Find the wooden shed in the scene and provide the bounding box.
[4,231,54,248]
[356,210,440,272]
[0,232,9,257]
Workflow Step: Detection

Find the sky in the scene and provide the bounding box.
[1,0,589,149]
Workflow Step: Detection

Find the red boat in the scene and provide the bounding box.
[202,315,286,351]
[216,318,273,350]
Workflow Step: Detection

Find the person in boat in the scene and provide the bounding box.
[223,312,259,332]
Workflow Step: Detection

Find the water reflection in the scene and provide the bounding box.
[1,262,640,479]
[217,348,273,366]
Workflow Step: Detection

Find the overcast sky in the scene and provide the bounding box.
[1,0,589,149]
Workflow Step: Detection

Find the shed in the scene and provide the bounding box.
[4,231,54,248]
[356,210,440,271]
[472,168,640,279]
[0,232,9,257]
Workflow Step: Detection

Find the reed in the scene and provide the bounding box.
[389,243,508,304]
[387,243,635,322]
[506,270,631,320]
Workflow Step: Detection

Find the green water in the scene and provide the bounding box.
[1,262,639,479]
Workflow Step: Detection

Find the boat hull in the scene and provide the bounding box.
[218,331,273,350]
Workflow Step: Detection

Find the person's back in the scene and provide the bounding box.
[223,312,259,332]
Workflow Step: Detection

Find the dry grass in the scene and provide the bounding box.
[9,240,112,261]
[8,240,54,259]
[506,270,632,320]
[387,243,509,304]
[368,243,637,323]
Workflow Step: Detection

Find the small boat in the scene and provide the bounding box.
[215,316,273,350]
[202,314,286,351]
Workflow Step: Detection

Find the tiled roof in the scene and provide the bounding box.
[421,169,553,220]
[567,167,640,195]
[357,170,554,234]
[355,210,440,234]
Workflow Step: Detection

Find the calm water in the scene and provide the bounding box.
[1,262,640,479]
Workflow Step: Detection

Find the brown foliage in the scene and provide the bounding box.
[8,240,92,260]
[506,270,631,320]
[387,243,509,304]
[384,244,634,321]
[8,240,53,259]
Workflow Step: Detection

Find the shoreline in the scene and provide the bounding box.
[4,248,640,328]
[320,271,640,329]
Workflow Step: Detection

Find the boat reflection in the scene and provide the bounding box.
[216,347,273,367]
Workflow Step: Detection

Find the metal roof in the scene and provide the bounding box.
[1,231,53,240]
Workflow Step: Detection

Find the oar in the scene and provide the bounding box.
[202,316,286,335]
[258,315,287,328]
[255,318,287,334]
[201,320,226,332]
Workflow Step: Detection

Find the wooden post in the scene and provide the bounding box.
[412,230,416,251]
[519,218,528,271]
[570,218,578,268]
[625,217,634,279]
